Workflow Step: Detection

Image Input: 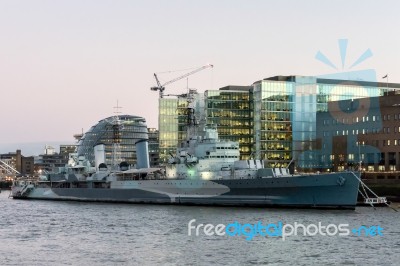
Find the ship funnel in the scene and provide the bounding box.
[93,143,106,170]
[135,139,150,169]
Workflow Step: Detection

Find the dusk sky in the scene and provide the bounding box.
[1,0,399,154]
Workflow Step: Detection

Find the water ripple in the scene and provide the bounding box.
[0,192,399,265]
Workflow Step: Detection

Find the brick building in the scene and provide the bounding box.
[317,92,400,182]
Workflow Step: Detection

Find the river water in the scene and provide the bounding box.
[0,191,399,265]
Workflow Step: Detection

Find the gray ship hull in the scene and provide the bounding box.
[12,172,360,209]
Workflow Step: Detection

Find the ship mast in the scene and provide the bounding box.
[106,101,123,169]
[185,89,199,141]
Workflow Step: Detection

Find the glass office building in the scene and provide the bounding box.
[205,86,253,159]
[77,115,148,166]
[253,77,297,168]
[158,88,252,163]
[157,75,386,170]
[158,91,204,163]
[252,76,384,170]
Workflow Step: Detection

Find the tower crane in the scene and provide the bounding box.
[150,63,213,98]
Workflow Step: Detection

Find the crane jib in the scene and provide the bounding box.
[150,64,213,98]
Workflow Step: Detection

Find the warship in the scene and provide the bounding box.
[11,91,362,209]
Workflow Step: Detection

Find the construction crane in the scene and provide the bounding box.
[151,63,213,98]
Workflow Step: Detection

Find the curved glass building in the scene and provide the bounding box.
[77,115,148,166]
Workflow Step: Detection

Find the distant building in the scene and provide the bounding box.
[21,156,34,176]
[76,115,148,167]
[60,145,77,160]
[0,150,34,176]
[44,145,56,155]
[34,145,76,173]
[35,153,66,173]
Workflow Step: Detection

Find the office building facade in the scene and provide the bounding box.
[158,75,389,169]
[60,145,77,160]
[0,150,34,176]
[252,76,386,170]
[158,90,204,163]
[317,91,400,180]
[205,86,253,160]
